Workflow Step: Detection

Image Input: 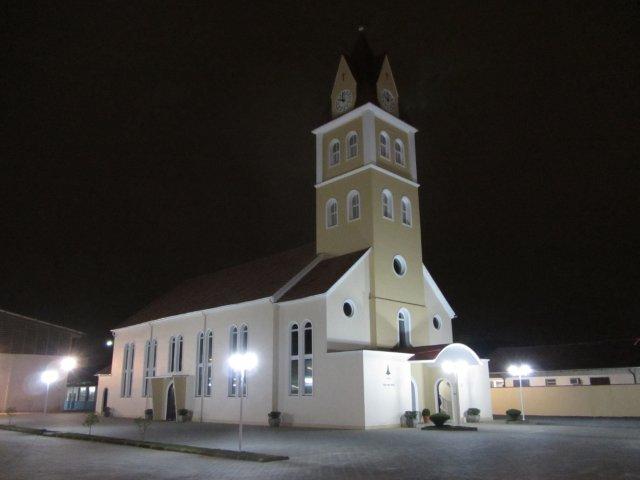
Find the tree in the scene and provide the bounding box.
[134,416,152,440]
[5,407,16,425]
[83,412,100,435]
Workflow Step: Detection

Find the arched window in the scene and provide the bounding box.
[121,342,134,398]
[329,139,340,166]
[228,325,247,396]
[346,132,358,158]
[143,339,156,397]
[382,189,393,220]
[303,322,313,395]
[347,190,360,221]
[379,131,390,159]
[394,139,405,165]
[195,332,205,397]
[205,330,213,396]
[289,324,299,395]
[326,198,338,228]
[398,309,411,348]
[168,335,182,373]
[169,336,176,372]
[401,196,412,226]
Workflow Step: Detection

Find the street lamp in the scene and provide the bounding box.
[507,363,532,420]
[228,352,258,452]
[441,360,468,424]
[40,369,60,415]
[105,339,113,347]
[60,356,77,372]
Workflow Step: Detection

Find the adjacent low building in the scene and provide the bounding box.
[489,338,640,417]
[0,309,83,413]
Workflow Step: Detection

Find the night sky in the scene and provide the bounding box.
[2,2,638,361]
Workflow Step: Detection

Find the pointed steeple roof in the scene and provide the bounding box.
[343,31,385,108]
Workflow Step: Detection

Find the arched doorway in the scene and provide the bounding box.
[411,379,419,412]
[435,379,452,415]
[166,383,176,421]
[102,388,109,413]
[397,308,411,348]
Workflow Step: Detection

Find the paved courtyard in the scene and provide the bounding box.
[1,413,639,479]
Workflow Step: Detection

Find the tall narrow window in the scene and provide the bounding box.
[205,330,213,396]
[326,198,338,228]
[347,190,360,221]
[398,309,411,348]
[379,131,390,158]
[121,342,134,397]
[228,325,247,397]
[228,326,238,396]
[401,197,412,226]
[195,332,204,397]
[143,339,156,397]
[394,139,405,165]
[169,335,183,373]
[347,132,358,158]
[382,189,393,219]
[169,336,176,373]
[329,139,340,166]
[303,322,313,395]
[289,324,299,395]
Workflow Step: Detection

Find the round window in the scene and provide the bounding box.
[343,300,355,317]
[433,316,442,330]
[393,255,407,276]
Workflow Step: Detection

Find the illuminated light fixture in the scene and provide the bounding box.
[40,369,60,415]
[507,363,534,421]
[227,352,258,452]
[60,356,78,372]
[105,340,113,347]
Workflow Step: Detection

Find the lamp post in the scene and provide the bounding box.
[228,352,258,452]
[40,370,59,415]
[507,363,532,420]
[441,360,468,424]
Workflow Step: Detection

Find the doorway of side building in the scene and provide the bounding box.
[435,379,452,415]
[166,383,176,421]
[102,388,108,413]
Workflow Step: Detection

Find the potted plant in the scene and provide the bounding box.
[429,412,451,428]
[404,410,418,428]
[465,408,481,423]
[506,408,521,422]
[421,408,431,424]
[103,406,111,417]
[177,408,191,422]
[144,409,153,421]
[268,411,282,427]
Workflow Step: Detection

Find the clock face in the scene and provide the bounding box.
[335,89,354,113]
[380,88,396,110]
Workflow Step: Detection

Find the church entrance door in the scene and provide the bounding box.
[436,379,452,415]
[166,383,176,421]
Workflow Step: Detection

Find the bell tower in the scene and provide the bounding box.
[313,34,431,348]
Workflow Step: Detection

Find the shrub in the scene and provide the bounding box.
[134,416,152,440]
[268,411,281,419]
[177,408,189,417]
[144,409,153,416]
[467,408,481,416]
[82,412,100,435]
[404,410,418,419]
[421,408,431,418]
[429,412,450,427]
[5,407,17,425]
[103,406,111,417]
[506,408,521,421]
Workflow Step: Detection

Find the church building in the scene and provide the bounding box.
[96,36,492,428]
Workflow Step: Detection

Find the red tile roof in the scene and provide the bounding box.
[117,245,368,329]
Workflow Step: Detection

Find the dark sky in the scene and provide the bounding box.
[2,2,638,359]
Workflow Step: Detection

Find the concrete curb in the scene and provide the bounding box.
[0,424,288,462]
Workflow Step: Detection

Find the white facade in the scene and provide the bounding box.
[493,367,639,388]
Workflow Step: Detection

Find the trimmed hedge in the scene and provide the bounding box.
[429,413,450,427]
